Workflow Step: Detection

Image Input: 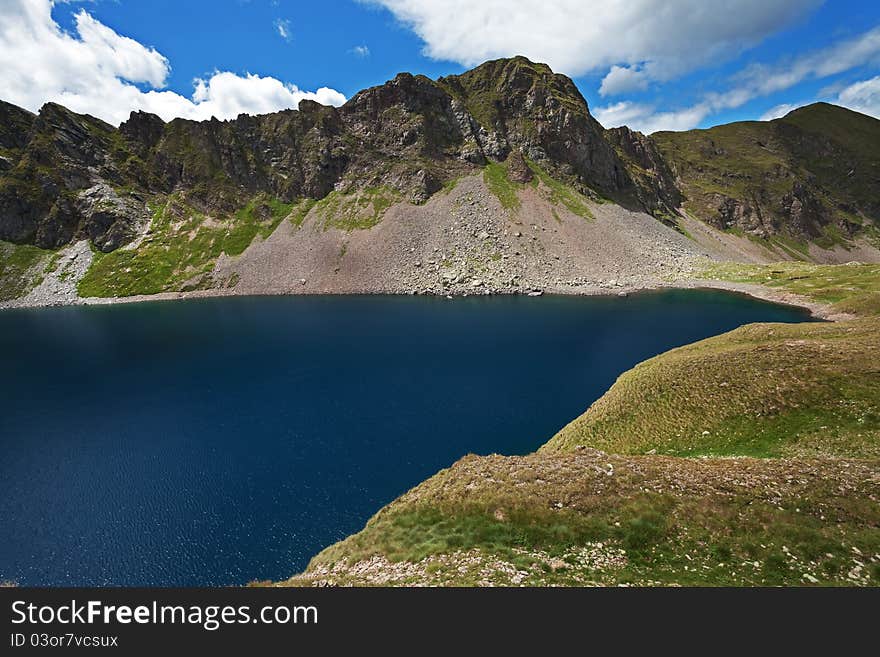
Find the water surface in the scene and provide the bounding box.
[0,290,811,585]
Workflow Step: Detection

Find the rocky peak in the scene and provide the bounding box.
[343,73,449,118]
[437,56,581,130]
[0,100,35,151]
[436,57,637,202]
[120,111,165,151]
[31,102,115,170]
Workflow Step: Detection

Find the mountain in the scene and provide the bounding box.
[0,57,650,251]
[1,57,879,305]
[653,103,880,251]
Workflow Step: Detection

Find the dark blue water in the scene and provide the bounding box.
[0,291,810,586]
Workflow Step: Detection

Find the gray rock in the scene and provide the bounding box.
[75,183,150,252]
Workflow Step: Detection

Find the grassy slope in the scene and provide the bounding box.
[313,186,401,230]
[702,261,880,317]
[282,452,878,587]
[0,241,54,301]
[544,319,880,458]
[483,157,593,218]
[652,120,790,221]
[78,194,295,297]
[277,263,880,587]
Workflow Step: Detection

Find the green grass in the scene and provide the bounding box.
[78,193,293,297]
[543,319,880,458]
[285,453,880,587]
[526,158,594,219]
[483,161,522,210]
[437,176,461,196]
[701,261,880,317]
[225,196,294,256]
[0,241,52,301]
[314,187,401,230]
[289,198,317,227]
[483,158,595,218]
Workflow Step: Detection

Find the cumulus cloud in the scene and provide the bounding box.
[591,101,652,128]
[189,72,346,119]
[834,76,880,118]
[599,65,648,97]
[594,25,880,133]
[0,0,345,125]
[367,0,820,82]
[351,45,371,57]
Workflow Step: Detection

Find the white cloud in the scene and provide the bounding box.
[599,65,648,97]
[834,75,880,118]
[591,101,653,128]
[274,18,292,42]
[595,25,880,133]
[367,0,820,82]
[351,45,370,57]
[759,103,796,121]
[189,72,346,119]
[0,0,345,125]
[594,101,712,134]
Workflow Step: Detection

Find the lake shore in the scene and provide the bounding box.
[0,276,846,322]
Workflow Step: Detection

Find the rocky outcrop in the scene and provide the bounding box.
[0,100,34,158]
[606,125,681,214]
[0,103,145,250]
[119,111,165,154]
[437,57,636,202]
[75,183,151,252]
[505,150,533,183]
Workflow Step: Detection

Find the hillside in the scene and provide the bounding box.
[2,60,880,307]
[652,103,880,254]
[544,318,880,459]
[277,451,878,587]
[272,266,880,587]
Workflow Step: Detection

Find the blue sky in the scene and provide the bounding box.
[2,1,880,132]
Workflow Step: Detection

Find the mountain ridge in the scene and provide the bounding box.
[1,57,879,305]
[3,57,875,249]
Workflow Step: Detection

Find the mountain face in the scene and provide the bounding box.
[0,57,878,258]
[652,103,880,244]
[0,57,651,253]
